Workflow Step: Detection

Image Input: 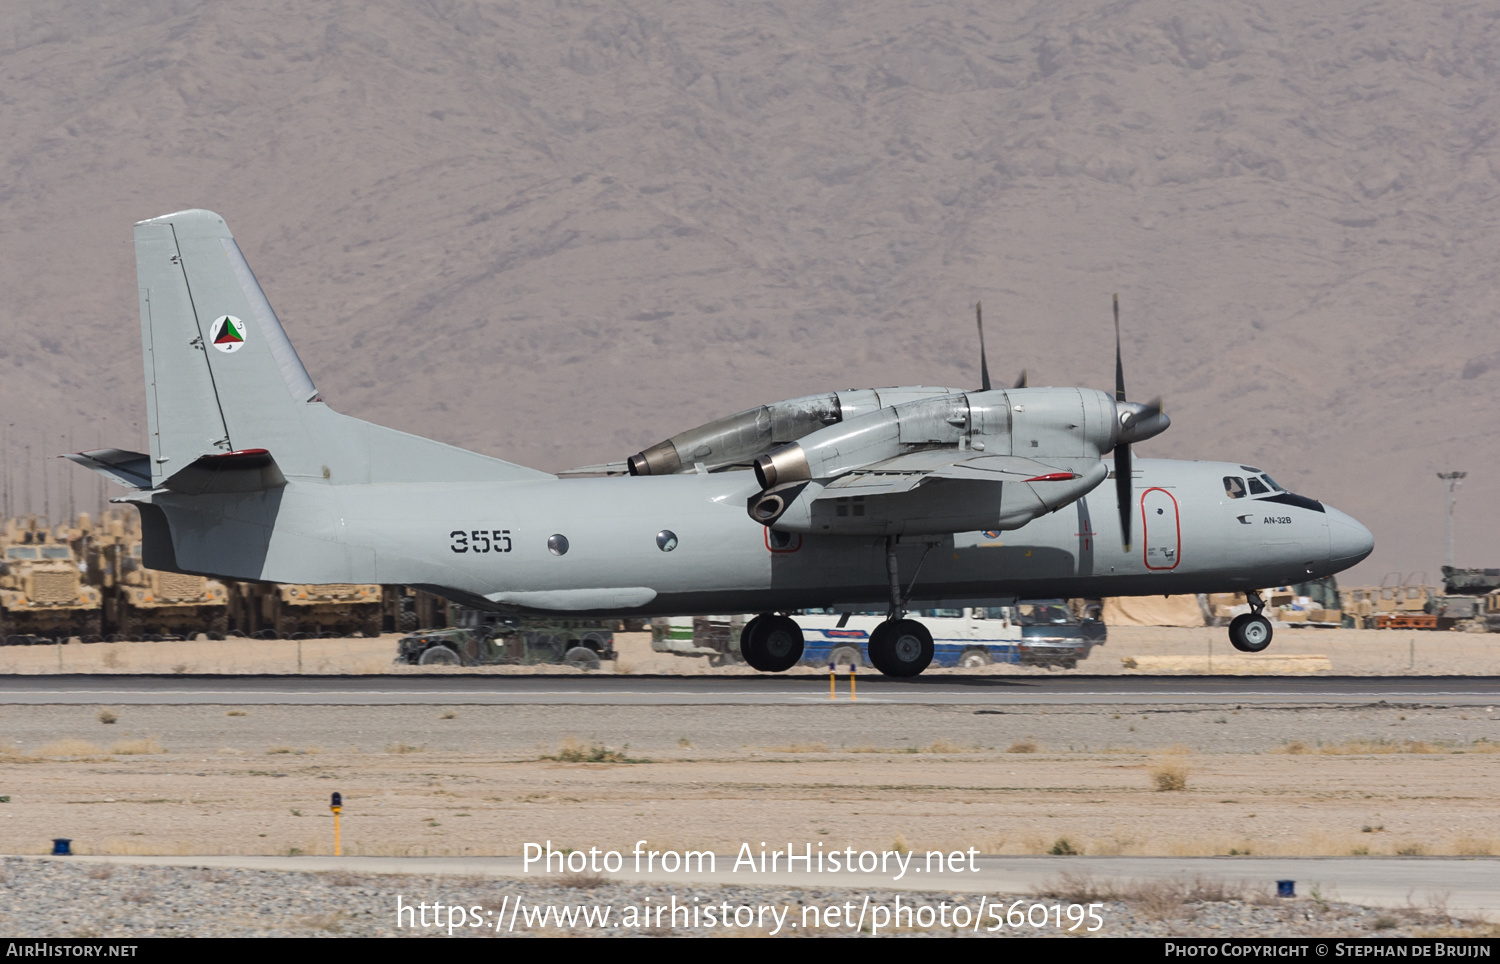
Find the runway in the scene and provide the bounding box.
[0,673,1497,705]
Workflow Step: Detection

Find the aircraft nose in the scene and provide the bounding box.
[1325,505,1374,570]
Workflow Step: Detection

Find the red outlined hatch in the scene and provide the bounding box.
[1140,487,1181,571]
[765,528,803,554]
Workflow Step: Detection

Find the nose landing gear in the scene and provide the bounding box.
[1228,590,1273,653]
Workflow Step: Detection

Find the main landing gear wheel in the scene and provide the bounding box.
[867,619,934,677]
[1228,613,1273,653]
[739,614,804,672]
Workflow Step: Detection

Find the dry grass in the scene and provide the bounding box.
[890,833,911,854]
[39,738,105,758]
[439,711,457,720]
[1276,738,1451,755]
[551,873,612,889]
[266,746,321,755]
[225,710,247,717]
[84,864,113,880]
[1037,872,1259,915]
[542,738,645,764]
[110,737,165,755]
[384,743,425,754]
[769,741,828,753]
[1151,760,1190,792]
[1453,836,1497,856]
[1007,740,1038,754]
[96,709,117,725]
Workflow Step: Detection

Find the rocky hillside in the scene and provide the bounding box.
[2,0,1497,582]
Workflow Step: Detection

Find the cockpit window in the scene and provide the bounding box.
[1223,476,1246,499]
[1247,477,1270,495]
[1260,474,1285,492]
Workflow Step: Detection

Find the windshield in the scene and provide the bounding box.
[1260,474,1286,492]
[40,546,72,560]
[5,547,36,560]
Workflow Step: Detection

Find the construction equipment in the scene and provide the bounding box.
[229,582,383,639]
[0,516,102,643]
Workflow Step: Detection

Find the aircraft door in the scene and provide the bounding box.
[1141,487,1181,571]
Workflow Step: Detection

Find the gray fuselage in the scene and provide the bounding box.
[149,456,1373,616]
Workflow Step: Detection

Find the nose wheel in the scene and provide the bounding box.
[739,614,805,672]
[1228,591,1273,653]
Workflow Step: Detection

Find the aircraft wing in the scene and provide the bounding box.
[815,452,1083,498]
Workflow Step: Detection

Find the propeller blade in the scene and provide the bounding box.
[1013,369,1028,390]
[975,302,992,392]
[1113,293,1126,403]
[1115,444,1133,551]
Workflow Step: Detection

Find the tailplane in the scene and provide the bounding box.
[129,209,549,488]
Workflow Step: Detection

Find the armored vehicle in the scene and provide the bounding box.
[0,519,102,643]
[86,514,229,640]
[229,582,383,638]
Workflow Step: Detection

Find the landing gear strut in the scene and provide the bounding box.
[865,537,936,677]
[739,613,804,672]
[1228,590,1273,653]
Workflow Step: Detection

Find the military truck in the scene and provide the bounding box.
[1433,567,1500,632]
[414,609,619,669]
[0,517,102,643]
[229,582,383,638]
[85,513,229,640]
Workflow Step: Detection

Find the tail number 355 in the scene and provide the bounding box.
[450,530,513,554]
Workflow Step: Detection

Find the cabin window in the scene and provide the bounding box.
[1223,476,1246,499]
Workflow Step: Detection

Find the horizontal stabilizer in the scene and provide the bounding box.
[63,449,153,489]
[161,448,287,496]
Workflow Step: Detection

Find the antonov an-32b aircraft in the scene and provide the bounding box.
[67,209,1374,677]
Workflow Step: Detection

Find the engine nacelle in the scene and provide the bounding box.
[745,386,1122,535]
[626,386,965,475]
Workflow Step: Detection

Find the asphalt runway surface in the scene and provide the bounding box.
[1,674,1497,705]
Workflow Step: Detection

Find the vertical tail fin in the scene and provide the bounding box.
[134,209,549,485]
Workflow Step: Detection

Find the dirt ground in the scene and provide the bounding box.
[1,700,1497,860]
[1,627,1498,676]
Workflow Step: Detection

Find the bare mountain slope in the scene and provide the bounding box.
[2,1,1497,582]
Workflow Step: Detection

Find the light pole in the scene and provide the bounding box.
[1437,471,1467,570]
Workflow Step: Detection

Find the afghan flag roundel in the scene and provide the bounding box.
[210,315,247,353]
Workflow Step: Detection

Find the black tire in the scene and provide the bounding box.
[418,645,460,666]
[867,619,934,677]
[741,614,804,672]
[208,611,229,639]
[959,649,992,669]
[1228,613,1273,653]
[563,646,602,671]
[828,645,863,671]
[398,609,419,632]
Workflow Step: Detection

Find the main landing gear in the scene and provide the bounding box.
[1228,590,1273,653]
[739,537,938,677]
[738,612,936,677]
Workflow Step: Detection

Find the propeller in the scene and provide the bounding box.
[975,301,1028,391]
[1113,294,1133,551]
[1112,294,1169,551]
[975,302,992,392]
